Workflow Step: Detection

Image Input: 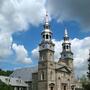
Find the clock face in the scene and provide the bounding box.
[45,44,48,48]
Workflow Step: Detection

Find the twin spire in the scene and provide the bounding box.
[44,12,69,37]
[41,12,52,42]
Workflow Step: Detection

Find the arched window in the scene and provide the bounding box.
[41,71,44,80]
[49,83,55,90]
[71,86,74,90]
[67,45,69,49]
[46,34,48,39]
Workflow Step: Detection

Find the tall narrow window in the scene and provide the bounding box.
[50,71,53,80]
[67,45,69,49]
[46,34,48,39]
[41,71,44,80]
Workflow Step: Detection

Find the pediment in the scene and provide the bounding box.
[56,66,71,73]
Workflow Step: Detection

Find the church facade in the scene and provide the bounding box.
[9,13,77,90]
[31,13,76,90]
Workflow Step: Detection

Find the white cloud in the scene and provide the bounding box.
[54,37,90,77]
[31,37,90,77]
[52,39,63,61]
[47,0,90,31]
[31,47,39,60]
[0,32,13,59]
[12,43,32,64]
[0,0,89,76]
[71,37,90,77]
[0,0,46,33]
[0,0,46,62]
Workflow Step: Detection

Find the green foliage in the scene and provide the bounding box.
[82,81,90,90]
[87,58,90,80]
[0,69,13,76]
[80,75,90,90]
[0,80,13,90]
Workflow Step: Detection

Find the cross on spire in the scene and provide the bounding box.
[45,11,49,23]
[64,28,68,37]
[45,11,49,24]
[43,11,50,30]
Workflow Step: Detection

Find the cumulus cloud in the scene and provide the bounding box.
[53,37,90,77]
[31,37,90,77]
[0,0,89,76]
[0,33,13,59]
[47,0,90,31]
[31,47,39,60]
[12,43,32,64]
[0,0,46,63]
[0,0,45,33]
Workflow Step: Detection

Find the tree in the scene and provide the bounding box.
[0,69,13,76]
[0,80,13,90]
[81,50,90,90]
[87,50,90,80]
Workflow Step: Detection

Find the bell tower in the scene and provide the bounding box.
[39,12,55,62]
[59,28,73,69]
[38,12,55,90]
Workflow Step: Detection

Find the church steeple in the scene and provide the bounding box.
[64,28,69,41]
[59,28,73,68]
[62,28,71,52]
[44,11,49,28]
[38,12,55,90]
[39,12,55,61]
[41,12,52,42]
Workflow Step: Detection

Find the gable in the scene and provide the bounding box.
[56,66,71,73]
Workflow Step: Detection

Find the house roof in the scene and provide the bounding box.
[0,76,28,87]
[10,66,38,81]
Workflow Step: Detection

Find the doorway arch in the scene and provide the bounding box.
[49,83,55,90]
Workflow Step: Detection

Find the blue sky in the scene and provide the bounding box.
[0,0,90,77]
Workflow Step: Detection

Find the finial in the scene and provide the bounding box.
[45,11,49,24]
[64,28,68,37]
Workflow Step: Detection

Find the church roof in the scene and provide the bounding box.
[10,66,38,82]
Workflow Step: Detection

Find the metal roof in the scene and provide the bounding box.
[10,67,38,81]
[0,76,28,87]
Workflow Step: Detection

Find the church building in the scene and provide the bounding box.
[9,13,76,90]
[36,13,76,90]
